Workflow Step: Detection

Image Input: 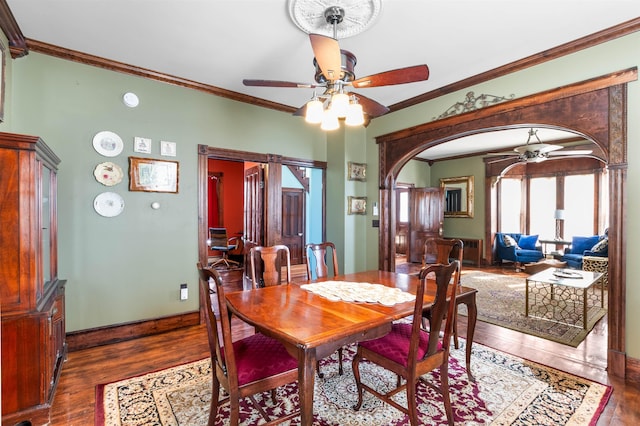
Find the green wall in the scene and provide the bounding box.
[8,53,326,331]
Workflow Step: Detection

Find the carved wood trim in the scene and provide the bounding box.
[0,0,27,58]
[626,355,640,383]
[377,72,634,378]
[389,18,640,112]
[25,39,298,114]
[66,311,200,351]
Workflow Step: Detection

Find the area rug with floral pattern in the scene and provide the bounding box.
[95,340,611,425]
[458,271,608,347]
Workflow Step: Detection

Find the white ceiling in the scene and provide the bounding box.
[6,1,640,158]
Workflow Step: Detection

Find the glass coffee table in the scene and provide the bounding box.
[525,268,604,329]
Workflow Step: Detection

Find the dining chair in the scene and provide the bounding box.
[208,227,240,268]
[422,237,464,348]
[249,244,291,288]
[351,261,460,426]
[305,242,339,280]
[196,262,300,426]
[305,242,344,377]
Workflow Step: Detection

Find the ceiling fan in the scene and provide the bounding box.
[486,128,593,163]
[242,6,429,128]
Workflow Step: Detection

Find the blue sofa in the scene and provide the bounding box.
[562,234,608,269]
[494,233,544,269]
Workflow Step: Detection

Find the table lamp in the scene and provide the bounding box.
[554,209,565,240]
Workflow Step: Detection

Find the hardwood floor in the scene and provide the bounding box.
[49,264,639,425]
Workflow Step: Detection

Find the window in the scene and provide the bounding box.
[499,178,522,232]
[530,177,556,239]
[498,170,605,241]
[399,190,409,223]
[564,174,595,237]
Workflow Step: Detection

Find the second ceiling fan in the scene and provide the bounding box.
[486,128,593,163]
[243,6,429,127]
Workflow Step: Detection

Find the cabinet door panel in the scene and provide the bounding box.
[408,187,444,263]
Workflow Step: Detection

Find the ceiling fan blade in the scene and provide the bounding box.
[243,79,319,89]
[351,65,430,88]
[485,152,518,157]
[548,149,593,156]
[351,93,390,118]
[309,34,342,82]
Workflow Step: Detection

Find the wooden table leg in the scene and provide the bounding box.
[461,292,477,382]
[298,348,316,425]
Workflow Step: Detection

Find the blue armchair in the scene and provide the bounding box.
[494,233,544,269]
[562,234,608,269]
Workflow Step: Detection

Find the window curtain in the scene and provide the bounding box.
[208,174,220,227]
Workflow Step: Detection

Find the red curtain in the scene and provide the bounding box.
[208,175,219,227]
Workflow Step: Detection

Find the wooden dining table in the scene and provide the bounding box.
[224,269,478,426]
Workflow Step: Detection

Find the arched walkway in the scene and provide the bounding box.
[376,68,636,377]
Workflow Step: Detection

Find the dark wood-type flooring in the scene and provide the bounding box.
[49,263,639,425]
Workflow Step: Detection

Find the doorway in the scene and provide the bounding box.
[198,146,327,274]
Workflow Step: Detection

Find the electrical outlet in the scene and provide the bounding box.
[180,283,188,301]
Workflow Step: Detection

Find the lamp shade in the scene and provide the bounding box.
[345,102,365,126]
[320,109,339,131]
[304,98,324,124]
[554,209,565,220]
[329,92,349,118]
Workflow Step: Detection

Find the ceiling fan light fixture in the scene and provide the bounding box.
[320,109,339,131]
[329,91,349,118]
[519,150,548,163]
[345,97,365,126]
[305,97,324,124]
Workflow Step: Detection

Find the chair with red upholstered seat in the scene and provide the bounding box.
[351,261,459,426]
[196,262,300,425]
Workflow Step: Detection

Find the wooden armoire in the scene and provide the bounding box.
[0,132,67,425]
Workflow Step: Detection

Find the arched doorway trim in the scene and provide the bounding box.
[376,67,637,378]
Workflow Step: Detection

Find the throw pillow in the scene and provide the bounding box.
[571,235,601,254]
[591,238,608,254]
[518,234,539,250]
[502,234,517,247]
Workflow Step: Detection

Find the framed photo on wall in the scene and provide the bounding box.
[348,196,367,215]
[129,157,179,193]
[160,140,177,157]
[347,162,367,181]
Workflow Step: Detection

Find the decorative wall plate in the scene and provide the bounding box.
[93,162,124,186]
[92,131,124,157]
[93,192,125,217]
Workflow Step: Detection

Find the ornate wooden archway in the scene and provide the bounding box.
[376,68,637,378]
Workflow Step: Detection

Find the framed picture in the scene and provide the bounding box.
[133,137,152,154]
[348,196,367,215]
[347,162,367,181]
[160,140,177,157]
[129,157,179,193]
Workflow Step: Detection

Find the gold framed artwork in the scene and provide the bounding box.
[129,157,179,193]
[347,162,367,181]
[348,196,367,215]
